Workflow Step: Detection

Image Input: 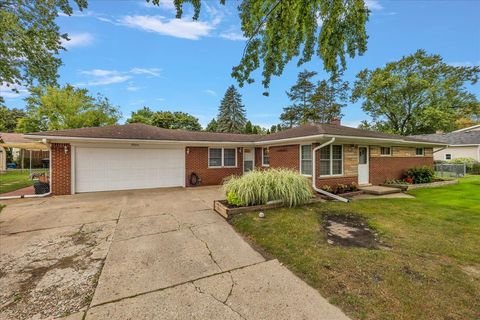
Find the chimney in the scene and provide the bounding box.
[330,118,341,126]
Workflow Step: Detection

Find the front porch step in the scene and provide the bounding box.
[358,185,402,195]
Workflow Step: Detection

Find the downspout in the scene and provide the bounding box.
[312,138,349,203]
[0,141,52,200]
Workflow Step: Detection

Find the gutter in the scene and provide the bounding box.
[0,141,52,201]
[311,138,349,203]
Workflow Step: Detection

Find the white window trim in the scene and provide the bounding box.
[380,146,392,156]
[319,144,344,177]
[208,147,237,168]
[415,147,425,156]
[300,144,313,176]
[262,147,270,167]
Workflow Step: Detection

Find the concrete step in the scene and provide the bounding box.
[358,185,402,195]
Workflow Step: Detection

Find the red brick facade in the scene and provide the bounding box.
[369,156,434,185]
[51,143,71,195]
[269,145,299,170]
[185,147,243,186]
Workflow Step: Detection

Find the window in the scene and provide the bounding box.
[209,148,237,167]
[415,148,424,156]
[209,148,222,167]
[262,148,270,166]
[445,154,452,160]
[223,148,236,167]
[319,145,343,176]
[380,147,391,156]
[301,145,312,175]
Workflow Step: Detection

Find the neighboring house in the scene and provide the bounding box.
[0,132,49,171]
[411,124,480,161]
[24,121,445,196]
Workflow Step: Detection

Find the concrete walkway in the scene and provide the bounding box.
[0,187,348,320]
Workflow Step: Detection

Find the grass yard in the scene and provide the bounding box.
[231,176,480,319]
[0,170,40,194]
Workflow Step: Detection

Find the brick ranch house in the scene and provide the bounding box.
[24,121,446,196]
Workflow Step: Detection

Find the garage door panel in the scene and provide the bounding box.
[75,147,184,193]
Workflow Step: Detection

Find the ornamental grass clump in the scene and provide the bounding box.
[223,169,313,207]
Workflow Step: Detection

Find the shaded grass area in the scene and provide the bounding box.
[0,171,35,194]
[231,176,480,319]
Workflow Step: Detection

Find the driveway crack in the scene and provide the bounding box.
[188,227,222,273]
[191,281,246,320]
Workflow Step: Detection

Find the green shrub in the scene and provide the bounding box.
[223,169,313,207]
[226,191,245,207]
[447,157,477,170]
[405,166,435,184]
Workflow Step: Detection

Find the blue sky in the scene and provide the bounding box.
[3,0,480,129]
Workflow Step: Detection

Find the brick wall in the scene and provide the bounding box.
[371,146,434,157]
[370,156,434,185]
[269,145,299,170]
[51,143,71,195]
[185,146,243,186]
[314,144,358,188]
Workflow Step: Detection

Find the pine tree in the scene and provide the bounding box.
[205,118,218,132]
[270,125,277,133]
[308,78,348,123]
[280,70,317,126]
[244,120,253,134]
[217,85,247,133]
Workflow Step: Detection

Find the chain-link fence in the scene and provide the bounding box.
[434,163,466,178]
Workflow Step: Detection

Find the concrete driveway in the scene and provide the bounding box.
[0,187,348,320]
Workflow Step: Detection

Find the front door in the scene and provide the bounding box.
[358,146,369,185]
[243,148,254,173]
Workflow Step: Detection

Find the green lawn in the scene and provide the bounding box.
[0,170,41,194]
[231,176,480,319]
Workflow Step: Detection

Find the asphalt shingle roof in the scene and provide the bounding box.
[26,122,443,144]
[411,131,480,145]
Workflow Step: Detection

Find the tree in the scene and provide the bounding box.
[280,70,348,126]
[127,107,155,125]
[308,77,349,123]
[0,106,26,132]
[352,50,480,135]
[156,0,368,93]
[151,111,202,131]
[0,0,87,105]
[280,70,317,126]
[244,120,253,134]
[217,85,247,133]
[270,125,277,133]
[205,118,218,132]
[15,85,120,132]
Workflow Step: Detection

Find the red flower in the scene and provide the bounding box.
[404,177,413,184]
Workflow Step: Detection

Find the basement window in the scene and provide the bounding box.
[380,147,392,156]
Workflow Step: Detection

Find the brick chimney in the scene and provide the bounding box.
[330,118,341,126]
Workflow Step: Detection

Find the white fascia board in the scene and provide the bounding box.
[24,133,448,148]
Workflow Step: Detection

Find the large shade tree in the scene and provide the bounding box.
[0,106,26,132]
[352,50,480,135]
[1,0,369,103]
[126,107,202,131]
[0,0,87,105]
[15,85,121,132]
[217,85,247,133]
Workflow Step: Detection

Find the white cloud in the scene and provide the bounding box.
[130,67,161,77]
[126,84,142,92]
[156,97,166,102]
[219,32,246,41]
[203,89,217,97]
[365,0,383,11]
[341,120,362,128]
[119,15,214,40]
[62,32,94,49]
[77,69,131,86]
[144,0,175,11]
[0,83,29,99]
[448,60,480,67]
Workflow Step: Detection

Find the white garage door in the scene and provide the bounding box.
[75,147,185,193]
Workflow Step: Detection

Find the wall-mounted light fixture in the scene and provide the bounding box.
[64,145,69,155]
[238,147,242,153]
[186,147,190,155]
